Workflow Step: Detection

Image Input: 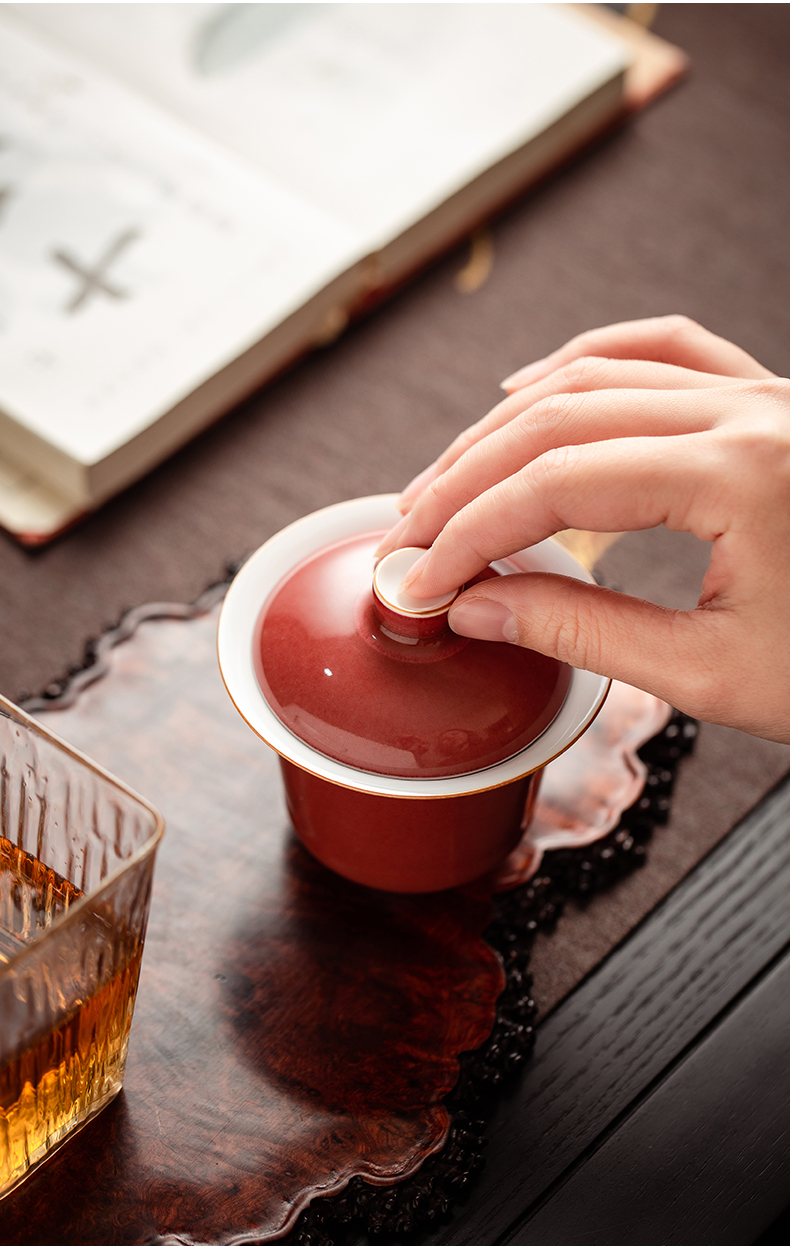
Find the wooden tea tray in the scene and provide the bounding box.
[0,588,754,1244]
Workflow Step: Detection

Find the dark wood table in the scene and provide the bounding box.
[415,776,790,1246]
[1,6,789,1243]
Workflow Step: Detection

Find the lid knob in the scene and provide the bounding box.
[373,548,459,640]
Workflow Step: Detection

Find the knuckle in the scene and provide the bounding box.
[520,445,580,528]
[660,313,702,342]
[524,391,585,437]
[736,376,790,409]
[548,596,603,669]
[526,443,579,491]
[560,355,608,389]
[719,386,790,479]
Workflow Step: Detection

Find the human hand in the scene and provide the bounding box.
[377,316,790,743]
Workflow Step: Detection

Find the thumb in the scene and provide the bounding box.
[447,572,707,709]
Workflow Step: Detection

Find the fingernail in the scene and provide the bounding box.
[375,514,409,559]
[398,463,436,514]
[500,358,549,392]
[448,598,519,643]
[399,551,429,592]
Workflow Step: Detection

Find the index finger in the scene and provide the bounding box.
[402,432,724,599]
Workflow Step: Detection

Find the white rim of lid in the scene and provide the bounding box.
[373,547,459,617]
[218,494,611,796]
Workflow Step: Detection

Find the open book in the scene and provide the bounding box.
[0,3,684,543]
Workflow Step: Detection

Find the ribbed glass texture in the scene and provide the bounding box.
[0,694,163,1198]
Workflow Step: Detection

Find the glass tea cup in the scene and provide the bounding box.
[0,694,164,1199]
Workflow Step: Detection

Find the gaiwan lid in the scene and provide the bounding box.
[254,531,571,780]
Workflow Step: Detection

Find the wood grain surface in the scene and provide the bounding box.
[0,607,504,1246]
[0,595,689,1244]
[414,777,790,1246]
[511,945,790,1245]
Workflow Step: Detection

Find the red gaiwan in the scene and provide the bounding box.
[218,496,609,892]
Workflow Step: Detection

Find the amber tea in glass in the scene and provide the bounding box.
[0,695,163,1199]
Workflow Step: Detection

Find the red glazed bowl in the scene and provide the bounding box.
[218,495,609,893]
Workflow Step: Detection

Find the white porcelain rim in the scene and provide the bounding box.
[217,494,610,797]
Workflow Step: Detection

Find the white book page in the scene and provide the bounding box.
[10,3,630,252]
[0,16,361,466]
